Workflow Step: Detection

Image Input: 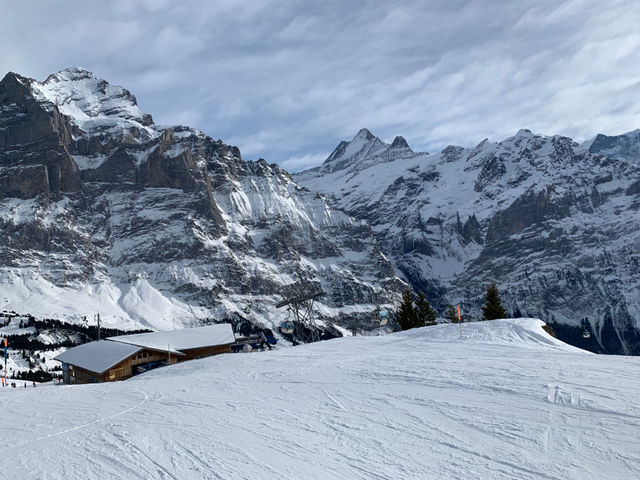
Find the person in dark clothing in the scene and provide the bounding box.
[259,331,274,350]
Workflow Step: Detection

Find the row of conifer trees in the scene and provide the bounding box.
[395,282,507,330]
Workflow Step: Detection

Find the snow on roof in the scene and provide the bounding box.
[107,324,235,354]
[54,341,142,374]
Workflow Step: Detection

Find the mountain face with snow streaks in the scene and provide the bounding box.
[295,128,640,354]
[585,129,640,165]
[0,68,402,331]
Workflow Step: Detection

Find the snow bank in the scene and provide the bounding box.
[399,318,586,352]
[0,319,637,479]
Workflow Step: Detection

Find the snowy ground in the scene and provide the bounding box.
[0,319,638,479]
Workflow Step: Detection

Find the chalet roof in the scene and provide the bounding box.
[54,340,142,374]
[107,323,235,354]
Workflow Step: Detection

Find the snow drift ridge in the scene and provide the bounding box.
[397,318,587,353]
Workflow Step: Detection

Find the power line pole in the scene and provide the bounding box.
[3,338,6,387]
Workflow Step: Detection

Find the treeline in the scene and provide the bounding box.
[7,316,152,349]
[12,369,55,383]
[395,281,507,330]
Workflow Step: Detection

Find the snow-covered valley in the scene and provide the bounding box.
[1,319,638,479]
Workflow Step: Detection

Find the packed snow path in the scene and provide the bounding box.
[1,319,638,479]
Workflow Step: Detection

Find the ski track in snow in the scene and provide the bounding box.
[0,319,638,479]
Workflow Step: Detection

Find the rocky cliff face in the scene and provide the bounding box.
[586,129,640,165]
[296,129,640,354]
[0,68,403,332]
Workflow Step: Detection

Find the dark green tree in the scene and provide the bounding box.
[415,292,437,327]
[396,289,418,330]
[482,282,507,320]
[445,305,458,323]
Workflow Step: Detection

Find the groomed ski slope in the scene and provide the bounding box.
[1,319,638,479]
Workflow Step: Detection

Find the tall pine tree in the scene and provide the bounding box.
[396,289,418,330]
[482,282,507,320]
[415,292,437,327]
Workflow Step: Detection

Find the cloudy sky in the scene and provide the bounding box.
[2,0,640,171]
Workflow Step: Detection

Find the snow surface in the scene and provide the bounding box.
[54,341,142,374]
[108,323,235,354]
[31,67,159,141]
[1,319,638,479]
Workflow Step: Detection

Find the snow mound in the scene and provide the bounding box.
[400,318,585,352]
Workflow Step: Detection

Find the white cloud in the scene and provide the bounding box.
[280,153,329,173]
[1,0,639,170]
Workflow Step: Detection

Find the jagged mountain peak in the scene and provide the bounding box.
[587,128,640,164]
[354,127,375,141]
[27,67,157,141]
[45,66,97,83]
[390,135,410,150]
[315,128,421,175]
[515,128,533,138]
[1,71,28,84]
[0,71,35,104]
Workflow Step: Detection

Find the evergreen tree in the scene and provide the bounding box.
[415,292,437,327]
[482,282,507,320]
[445,305,458,323]
[396,289,418,330]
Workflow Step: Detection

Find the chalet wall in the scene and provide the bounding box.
[62,342,233,384]
[180,344,231,361]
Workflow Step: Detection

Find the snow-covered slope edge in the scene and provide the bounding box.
[1,318,638,480]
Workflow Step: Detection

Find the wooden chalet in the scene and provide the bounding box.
[54,324,235,384]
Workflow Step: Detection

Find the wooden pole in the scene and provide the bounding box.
[3,338,6,387]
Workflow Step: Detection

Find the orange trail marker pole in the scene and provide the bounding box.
[457,306,462,338]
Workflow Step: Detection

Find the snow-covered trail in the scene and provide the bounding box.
[1,319,639,479]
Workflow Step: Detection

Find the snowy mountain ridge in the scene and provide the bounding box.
[32,66,158,141]
[315,127,419,175]
[0,68,403,333]
[585,128,640,165]
[295,128,640,354]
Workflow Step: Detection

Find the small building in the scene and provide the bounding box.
[54,324,235,384]
[54,340,143,384]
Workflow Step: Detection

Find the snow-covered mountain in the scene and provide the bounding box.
[295,128,640,354]
[0,68,403,332]
[2,319,639,479]
[585,128,640,165]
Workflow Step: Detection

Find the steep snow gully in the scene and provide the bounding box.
[1,319,638,479]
